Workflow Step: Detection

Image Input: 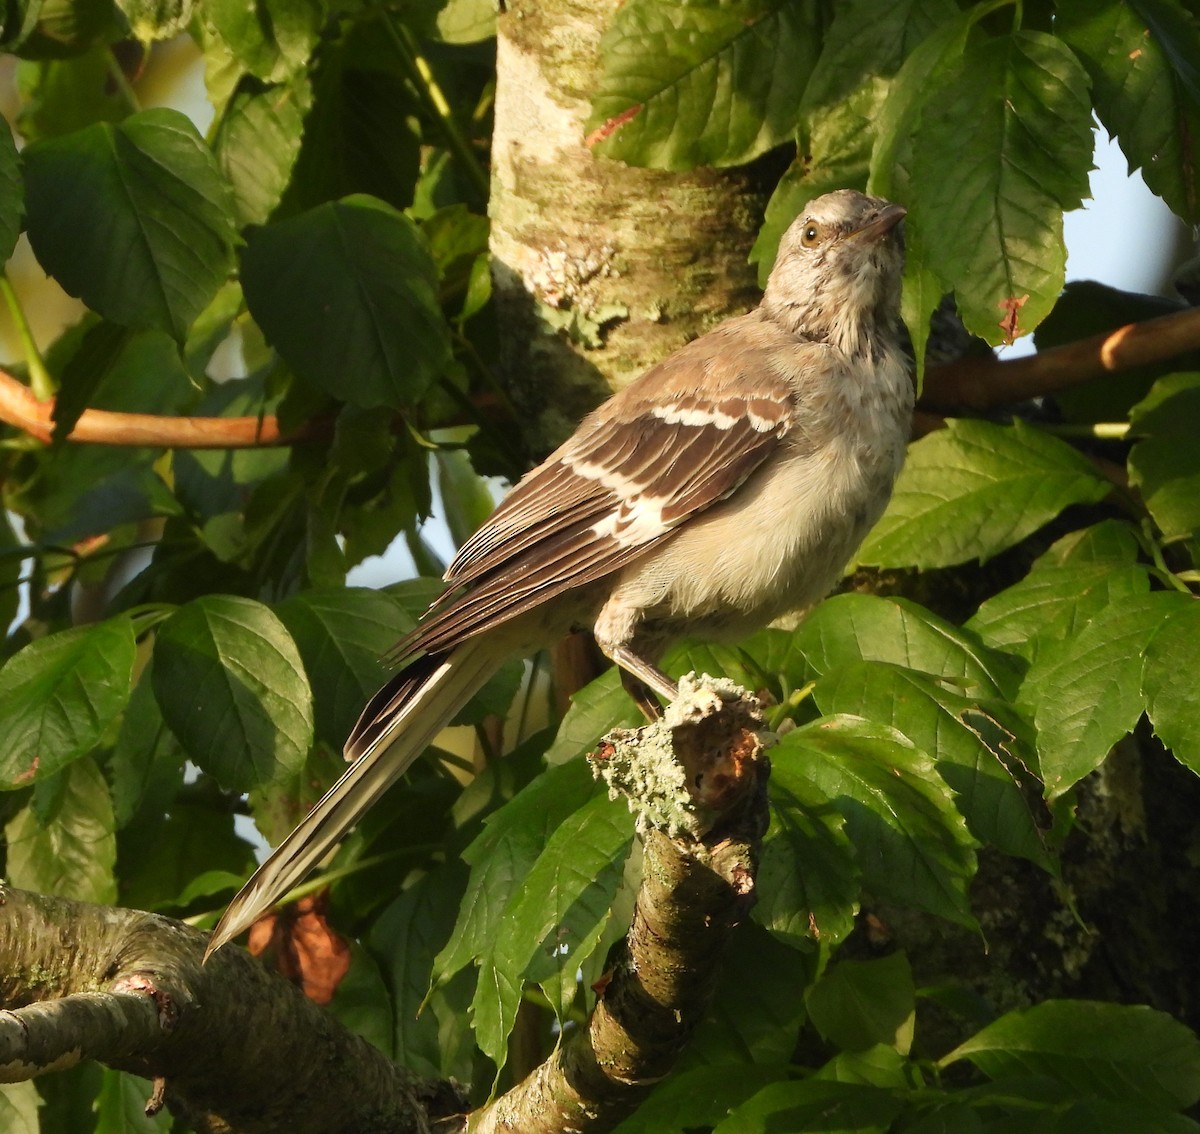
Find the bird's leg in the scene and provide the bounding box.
[608,644,679,720]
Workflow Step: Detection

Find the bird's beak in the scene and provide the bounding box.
[847,203,907,243]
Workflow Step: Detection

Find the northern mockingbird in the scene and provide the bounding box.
[207,189,912,957]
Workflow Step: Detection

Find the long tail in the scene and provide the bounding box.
[205,640,500,959]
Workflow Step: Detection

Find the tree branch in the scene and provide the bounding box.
[921,305,1200,411]
[469,676,770,1133]
[0,366,330,449]
[0,886,464,1133]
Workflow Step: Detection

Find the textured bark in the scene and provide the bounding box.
[490,0,772,457]
[0,886,463,1134]
[469,681,770,1133]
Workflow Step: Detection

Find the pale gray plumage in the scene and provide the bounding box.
[205,189,912,959]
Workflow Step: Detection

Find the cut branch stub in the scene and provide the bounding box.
[589,673,768,838]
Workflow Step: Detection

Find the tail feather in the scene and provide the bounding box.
[205,640,499,959]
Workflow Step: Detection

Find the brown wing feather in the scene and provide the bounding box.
[390,312,813,665]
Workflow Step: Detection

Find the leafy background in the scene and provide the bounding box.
[2,0,1200,1130]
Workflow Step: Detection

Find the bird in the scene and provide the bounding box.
[205,189,913,958]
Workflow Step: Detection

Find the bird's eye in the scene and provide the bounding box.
[800,221,822,248]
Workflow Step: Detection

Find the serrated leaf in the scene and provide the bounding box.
[1144,601,1200,773]
[1021,591,1192,798]
[680,920,812,1068]
[204,0,323,83]
[241,195,450,408]
[757,764,859,947]
[908,31,1094,342]
[806,952,915,1053]
[1129,372,1200,541]
[945,1000,1200,1111]
[110,662,186,828]
[23,107,236,339]
[793,593,1020,697]
[0,617,136,788]
[967,562,1152,662]
[432,759,600,985]
[152,594,313,791]
[274,588,415,750]
[813,661,1049,867]
[213,74,312,227]
[545,666,642,766]
[474,791,634,1071]
[586,0,819,169]
[1058,0,1200,224]
[860,420,1111,569]
[803,0,957,110]
[714,1079,901,1134]
[282,47,421,214]
[368,862,471,1076]
[5,757,116,903]
[775,716,977,928]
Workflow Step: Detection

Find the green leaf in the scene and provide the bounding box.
[432,759,600,985]
[152,594,314,791]
[0,119,22,262]
[368,863,472,1076]
[23,107,237,339]
[793,593,1020,697]
[945,1000,1200,1111]
[15,46,131,142]
[1033,1100,1200,1134]
[1129,373,1200,541]
[611,1065,786,1134]
[806,952,915,1053]
[281,44,421,214]
[118,801,257,912]
[274,588,415,750]
[714,1079,902,1134]
[758,762,859,947]
[1058,0,1200,224]
[203,0,323,82]
[213,74,313,227]
[775,716,977,927]
[110,662,186,828]
[5,757,116,903]
[241,195,450,408]
[1129,0,1200,106]
[967,561,1153,663]
[813,661,1049,868]
[1022,592,1192,798]
[814,1045,909,1088]
[802,0,958,110]
[1144,601,1200,774]
[545,666,642,766]
[680,921,812,1067]
[0,617,136,789]
[908,31,1094,342]
[474,792,634,1071]
[859,420,1111,569]
[586,0,820,170]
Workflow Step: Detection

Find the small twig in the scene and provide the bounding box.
[0,365,330,449]
[921,306,1200,411]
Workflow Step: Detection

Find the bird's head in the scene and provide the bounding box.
[762,189,906,359]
